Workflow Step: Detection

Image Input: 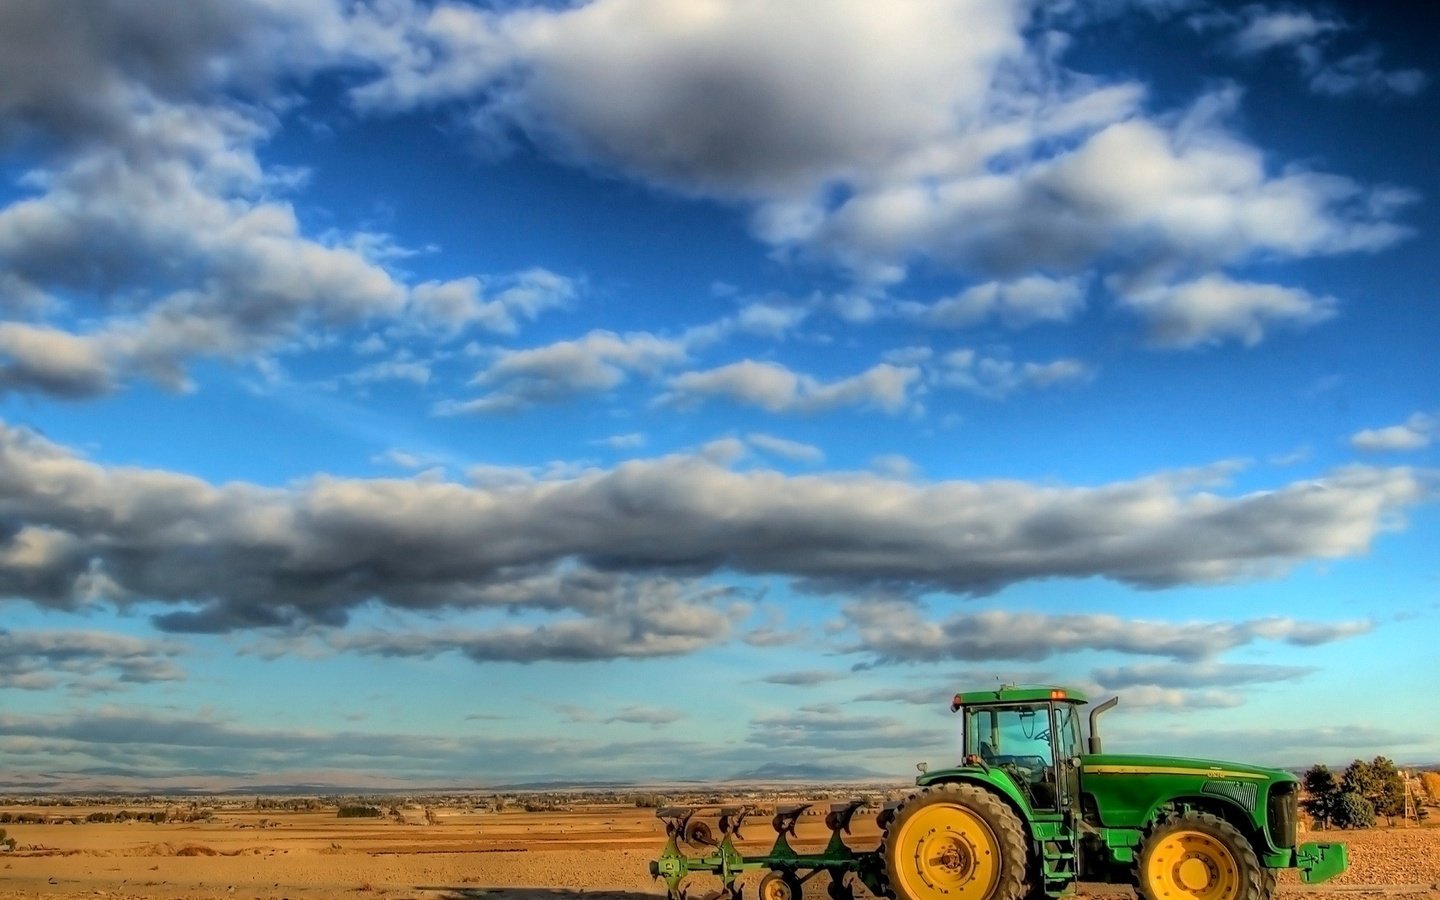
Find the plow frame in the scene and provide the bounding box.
[649,801,886,900]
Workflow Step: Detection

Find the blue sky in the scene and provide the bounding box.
[0,0,1437,790]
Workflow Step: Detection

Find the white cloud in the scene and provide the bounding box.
[762,670,846,686]
[1118,274,1338,348]
[0,629,186,691]
[438,330,688,414]
[910,276,1087,329]
[343,358,431,387]
[1307,50,1428,98]
[591,432,647,450]
[0,421,1429,632]
[1205,5,1426,99]
[344,0,1411,288]
[844,601,1372,666]
[746,433,825,463]
[663,360,919,414]
[1350,412,1436,453]
[410,269,577,334]
[0,3,581,400]
[936,349,1093,398]
[1226,10,1342,56]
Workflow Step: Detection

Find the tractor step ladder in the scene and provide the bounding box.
[1040,840,1078,898]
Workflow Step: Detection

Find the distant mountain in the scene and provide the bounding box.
[725,762,886,782]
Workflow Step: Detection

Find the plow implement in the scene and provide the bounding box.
[649,800,891,900]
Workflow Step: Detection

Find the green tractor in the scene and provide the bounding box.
[650,685,1346,900]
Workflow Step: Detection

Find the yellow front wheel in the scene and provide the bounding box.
[1138,813,1267,900]
[881,783,1028,900]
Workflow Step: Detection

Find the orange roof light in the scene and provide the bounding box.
[1050,689,1067,699]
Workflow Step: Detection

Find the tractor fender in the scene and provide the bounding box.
[1139,794,1274,859]
[915,768,1037,837]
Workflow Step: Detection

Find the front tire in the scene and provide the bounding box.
[1137,812,1266,900]
[880,783,1029,900]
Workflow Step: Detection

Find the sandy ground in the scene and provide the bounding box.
[0,804,1436,900]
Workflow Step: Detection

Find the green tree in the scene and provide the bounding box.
[1301,764,1339,829]
[1344,756,1406,824]
[1332,791,1375,829]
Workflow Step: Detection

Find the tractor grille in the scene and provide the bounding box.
[1268,783,1298,849]
[1201,779,1258,813]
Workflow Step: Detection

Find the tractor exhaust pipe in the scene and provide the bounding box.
[1088,696,1119,754]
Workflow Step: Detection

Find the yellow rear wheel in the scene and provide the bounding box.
[1137,813,1265,900]
[881,783,1028,900]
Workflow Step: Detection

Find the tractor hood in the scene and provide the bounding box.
[1080,751,1298,853]
[1081,752,1296,784]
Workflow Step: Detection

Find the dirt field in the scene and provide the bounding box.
[0,803,1436,900]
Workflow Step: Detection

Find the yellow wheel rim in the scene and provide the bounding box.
[892,802,1001,900]
[759,877,793,900]
[1144,830,1241,900]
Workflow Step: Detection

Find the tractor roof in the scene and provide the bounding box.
[951,685,1089,708]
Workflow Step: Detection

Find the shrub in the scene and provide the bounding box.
[337,806,383,818]
[1332,791,1375,829]
[1,827,15,851]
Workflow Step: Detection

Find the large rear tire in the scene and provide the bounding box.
[1136,812,1266,900]
[880,783,1029,900]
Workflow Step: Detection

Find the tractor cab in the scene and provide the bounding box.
[950,685,1088,813]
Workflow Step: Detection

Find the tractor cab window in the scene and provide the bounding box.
[1054,702,1080,762]
[965,704,1057,806]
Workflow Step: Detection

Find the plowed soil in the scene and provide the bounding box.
[0,804,1435,899]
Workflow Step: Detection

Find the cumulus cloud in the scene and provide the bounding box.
[329,574,744,663]
[1203,5,1426,99]
[843,601,1372,666]
[1117,274,1338,347]
[342,1,1412,288]
[0,2,574,399]
[409,269,577,335]
[0,422,1429,633]
[0,629,185,691]
[1350,412,1436,453]
[1307,50,1428,98]
[935,349,1093,398]
[662,360,919,414]
[906,276,1087,329]
[439,330,688,414]
[1225,9,1343,56]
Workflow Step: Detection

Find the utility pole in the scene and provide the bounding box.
[1403,768,1416,825]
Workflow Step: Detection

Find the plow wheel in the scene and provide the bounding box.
[1137,812,1265,900]
[758,872,803,900]
[684,819,717,847]
[880,783,1028,900]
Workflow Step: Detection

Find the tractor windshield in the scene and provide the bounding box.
[964,704,1057,806]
